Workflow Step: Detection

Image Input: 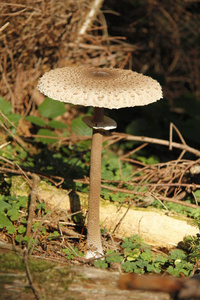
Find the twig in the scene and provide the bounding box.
[112,203,132,234]
[0,166,64,186]
[43,221,83,238]
[77,0,104,39]
[26,174,40,237]
[0,141,11,149]
[0,21,9,32]
[24,254,41,300]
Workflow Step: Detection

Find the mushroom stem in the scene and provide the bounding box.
[86,107,104,258]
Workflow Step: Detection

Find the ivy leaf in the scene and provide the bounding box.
[38,97,66,118]
[0,212,16,234]
[7,114,22,126]
[35,129,58,144]
[48,120,68,129]
[71,116,92,136]
[0,97,12,115]
[25,116,46,126]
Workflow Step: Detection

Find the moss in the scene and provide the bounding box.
[0,252,79,299]
[0,252,56,273]
[0,252,25,272]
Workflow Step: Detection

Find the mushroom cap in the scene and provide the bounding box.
[37,66,163,109]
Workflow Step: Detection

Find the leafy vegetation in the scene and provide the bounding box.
[94,235,196,276]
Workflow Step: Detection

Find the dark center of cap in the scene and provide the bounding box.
[91,71,111,77]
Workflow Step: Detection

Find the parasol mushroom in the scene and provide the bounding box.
[37,66,163,258]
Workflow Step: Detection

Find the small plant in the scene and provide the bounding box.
[62,246,84,260]
[94,234,197,276]
[166,249,194,276]
[0,194,28,234]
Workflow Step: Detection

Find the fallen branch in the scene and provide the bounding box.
[110,132,200,157]
[74,178,200,210]
[101,184,200,210]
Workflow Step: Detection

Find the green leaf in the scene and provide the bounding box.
[121,237,135,250]
[35,129,57,144]
[135,259,148,269]
[0,212,16,234]
[194,189,200,202]
[106,251,123,263]
[48,120,68,129]
[7,114,22,125]
[38,97,66,118]
[62,246,84,260]
[37,202,46,210]
[94,259,108,269]
[126,249,141,261]
[7,207,19,221]
[19,196,28,207]
[71,116,92,136]
[168,249,186,261]
[153,255,168,265]
[18,225,26,234]
[122,261,135,272]
[139,250,152,262]
[0,196,11,211]
[62,248,74,260]
[0,97,12,115]
[25,116,46,126]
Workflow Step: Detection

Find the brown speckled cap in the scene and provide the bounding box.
[37,66,163,109]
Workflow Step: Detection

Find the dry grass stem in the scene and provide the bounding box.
[26,174,40,237]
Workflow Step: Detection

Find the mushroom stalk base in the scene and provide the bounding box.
[86,108,104,259]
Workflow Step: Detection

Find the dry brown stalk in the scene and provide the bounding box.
[26,174,40,237]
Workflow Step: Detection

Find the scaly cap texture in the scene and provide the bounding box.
[37,66,163,109]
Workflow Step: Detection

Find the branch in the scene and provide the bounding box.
[111,132,200,157]
[100,184,200,210]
